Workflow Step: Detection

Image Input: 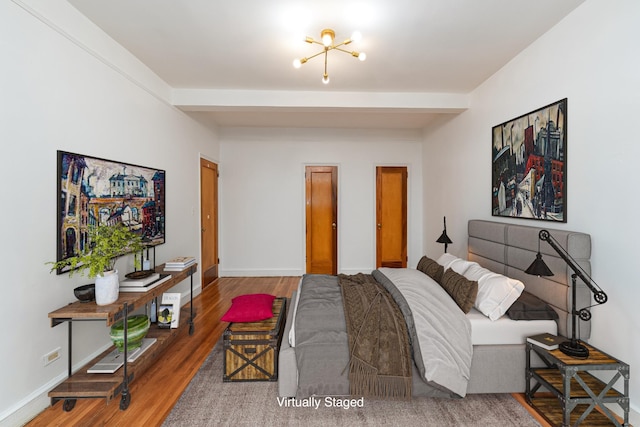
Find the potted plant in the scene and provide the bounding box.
[49,223,145,305]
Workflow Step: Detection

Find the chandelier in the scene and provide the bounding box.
[293,28,366,84]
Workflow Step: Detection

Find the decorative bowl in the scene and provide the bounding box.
[74,284,95,303]
[125,270,155,280]
[109,315,150,352]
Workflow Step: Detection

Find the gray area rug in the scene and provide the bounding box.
[163,341,541,426]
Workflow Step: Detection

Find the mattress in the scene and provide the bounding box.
[290,281,557,348]
[467,308,557,345]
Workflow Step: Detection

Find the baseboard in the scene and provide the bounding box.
[0,392,49,427]
[604,402,640,426]
[220,268,303,277]
[219,268,374,277]
[0,341,111,427]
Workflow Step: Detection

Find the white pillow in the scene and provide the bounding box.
[436,253,476,275]
[463,263,492,282]
[474,272,525,321]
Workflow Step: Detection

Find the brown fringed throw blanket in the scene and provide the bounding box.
[338,273,412,399]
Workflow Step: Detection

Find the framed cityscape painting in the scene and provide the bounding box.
[491,98,567,222]
[56,150,166,273]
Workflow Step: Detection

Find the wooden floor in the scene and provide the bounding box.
[26,276,555,427]
[26,276,300,427]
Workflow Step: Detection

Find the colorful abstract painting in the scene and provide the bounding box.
[492,99,567,222]
[56,151,166,272]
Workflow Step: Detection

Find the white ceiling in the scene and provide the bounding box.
[67,0,585,129]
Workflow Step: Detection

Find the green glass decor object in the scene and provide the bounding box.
[109,315,150,352]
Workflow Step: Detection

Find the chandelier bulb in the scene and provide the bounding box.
[359,52,367,62]
[322,74,330,84]
[293,59,301,69]
[320,29,335,47]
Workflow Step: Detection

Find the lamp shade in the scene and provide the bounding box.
[525,253,553,277]
[436,232,452,245]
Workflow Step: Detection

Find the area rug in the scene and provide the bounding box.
[163,340,541,427]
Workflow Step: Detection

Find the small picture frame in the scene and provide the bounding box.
[161,292,181,328]
[157,304,173,329]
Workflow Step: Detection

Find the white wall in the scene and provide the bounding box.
[423,0,640,417]
[0,1,219,425]
[219,127,424,275]
[5,0,639,424]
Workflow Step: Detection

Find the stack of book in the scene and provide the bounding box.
[119,273,172,293]
[164,256,196,272]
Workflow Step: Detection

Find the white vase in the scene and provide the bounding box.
[95,270,119,306]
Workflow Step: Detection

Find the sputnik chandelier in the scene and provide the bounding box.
[293,28,366,84]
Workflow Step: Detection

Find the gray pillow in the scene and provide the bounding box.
[417,255,444,283]
[439,269,478,314]
[506,291,559,320]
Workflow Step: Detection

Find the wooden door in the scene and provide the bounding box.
[376,166,407,268]
[305,166,338,274]
[200,158,218,288]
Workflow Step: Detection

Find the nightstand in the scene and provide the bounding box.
[526,340,630,426]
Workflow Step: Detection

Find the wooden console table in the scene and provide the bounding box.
[47,263,197,411]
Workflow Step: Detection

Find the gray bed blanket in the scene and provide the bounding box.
[294,270,472,398]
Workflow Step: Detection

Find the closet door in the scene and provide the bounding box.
[376,166,407,268]
[305,166,338,274]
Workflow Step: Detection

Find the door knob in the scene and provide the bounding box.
[332,223,336,229]
[377,223,381,229]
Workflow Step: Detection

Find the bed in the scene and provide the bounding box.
[278,219,592,398]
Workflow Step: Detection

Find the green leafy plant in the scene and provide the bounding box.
[49,224,145,278]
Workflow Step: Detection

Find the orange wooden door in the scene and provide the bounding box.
[200,158,218,288]
[376,166,407,268]
[305,166,338,274]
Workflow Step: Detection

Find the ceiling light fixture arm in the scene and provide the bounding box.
[323,48,329,83]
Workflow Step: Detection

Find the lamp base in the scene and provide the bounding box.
[559,340,589,359]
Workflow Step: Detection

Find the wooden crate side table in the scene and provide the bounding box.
[526,340,630,426]
[223,297,286,382]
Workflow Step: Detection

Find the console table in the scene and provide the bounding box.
[526,340,630,426]
[47,263,197,411]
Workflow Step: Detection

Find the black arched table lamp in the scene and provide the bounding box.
[436,216,453,253]
[525,229,608,359]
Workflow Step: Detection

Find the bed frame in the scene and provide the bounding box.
[278,219,592,396]
[465,219,591,393]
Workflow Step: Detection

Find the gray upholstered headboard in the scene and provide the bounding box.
[467,219,592,340]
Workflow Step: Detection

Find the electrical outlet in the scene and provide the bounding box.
[43,347,61,366]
